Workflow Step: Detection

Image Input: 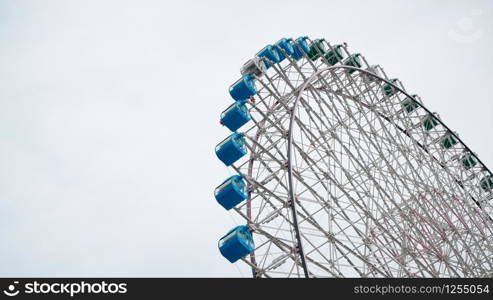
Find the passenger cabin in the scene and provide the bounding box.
[229,74,257,101]
[218,225,255,263]
[363,65,382,83]
[307,39,326,60]
[383,78,399,97]
[215,133,247,166]
[241,57,266,77]
[461,153,477,170]
[291,36,310,60]
[441,133,458,149]
[220,101,251,132]
[215,175,249,210]
[423,115,439,131]
[324,44,344,65]
[344,54,363,74]
[257,45,281,69]
[480,175,493,192]
[274,38,295,62]
[402,95,420,113]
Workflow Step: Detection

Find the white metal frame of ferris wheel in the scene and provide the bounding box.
[224,37,493,278]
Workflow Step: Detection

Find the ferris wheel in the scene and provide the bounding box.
[214,36,493,278]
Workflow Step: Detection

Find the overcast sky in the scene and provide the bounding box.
[0,0,492,277]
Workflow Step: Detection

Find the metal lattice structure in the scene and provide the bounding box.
[216,36,493,278]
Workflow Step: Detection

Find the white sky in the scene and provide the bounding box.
[0,0,492,277]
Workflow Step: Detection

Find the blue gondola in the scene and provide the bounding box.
[274,38,295,62]
[214,175,249,210]
[291,36,310,60]
[215,133,247,166]
[218,225,255,263]
[220,101,251,132]
[256,45,281,69]
[229,74,257,101]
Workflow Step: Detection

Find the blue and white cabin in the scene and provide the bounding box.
[220,101,251,132]
[229,74,257,101]
[215,175,248,210]
[274,38,295,62]
[291,36,310,60]
[215,133,247,166]
[218,225,255,263]
[256,45,281,69]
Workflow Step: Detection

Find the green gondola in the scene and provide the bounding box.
[344,54,362,74]
[480,175,493,191]
[383,78,398,97]
[307,39,326,61]
[423,115,439,131]
[441,133,458,149]
[402,94,420,113]
[324,45,344,65]
[461,153,477,170]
